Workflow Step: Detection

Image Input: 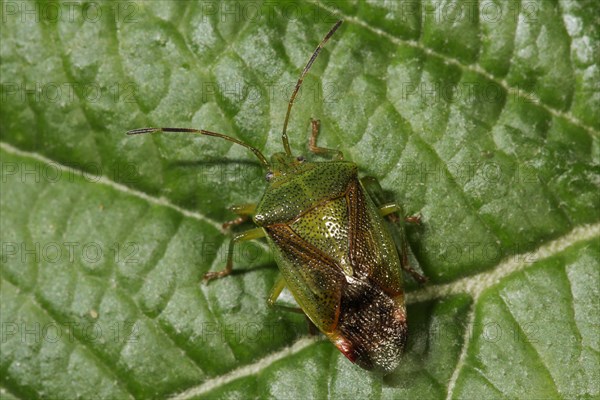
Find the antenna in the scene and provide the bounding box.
[126,127,269,168]
[281,20,343,156]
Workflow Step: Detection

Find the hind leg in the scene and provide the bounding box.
[360,177,427,284]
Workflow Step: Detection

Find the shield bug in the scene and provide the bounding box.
[127,20,426,373]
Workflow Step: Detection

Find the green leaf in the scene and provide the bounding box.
[1,1,598,399]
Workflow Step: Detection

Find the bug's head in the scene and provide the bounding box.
[265,152,310,183]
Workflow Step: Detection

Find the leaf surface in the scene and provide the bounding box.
[1,1,598,399]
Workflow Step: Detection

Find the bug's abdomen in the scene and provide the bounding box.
[331,276,407,373]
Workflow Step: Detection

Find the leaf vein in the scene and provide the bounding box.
[498,292,561,397]
[167,337,320,400]
[0,142,222,231]
[408,222,600,303]
[471,365,508,398]
[563,265,584,355]
[445,303,475,400]
[169,221,599,396]
[0,276,137,399]
[308,1,599,137]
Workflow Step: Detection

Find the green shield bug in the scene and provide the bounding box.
[127,20,426,373]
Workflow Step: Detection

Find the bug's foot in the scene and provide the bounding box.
[413,272,428,284]
[407,268,428,285]
[202,270,231,284]
[222,216,248,230]
[404,214,422,225]
[386,213,400,223]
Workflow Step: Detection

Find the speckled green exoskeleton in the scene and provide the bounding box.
[127,20,426,373]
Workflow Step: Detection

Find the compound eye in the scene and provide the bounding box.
[265,171,274,181]
[296,155,305,163]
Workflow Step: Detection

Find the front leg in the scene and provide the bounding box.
[203,227,266,283]
[222,203,257,230]
[267,275,318,335]
[308,119,343,160]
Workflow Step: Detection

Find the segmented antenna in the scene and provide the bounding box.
[281,20,343,156]
[126,127,269,167]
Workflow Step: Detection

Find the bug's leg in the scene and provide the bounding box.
[379,204,422,225]
[267,275,303,313]
[360,176,388,207]
[267,275,318,335]
[360,177,427,284]
[308,119,344,160]
[203,227,265,283]
[305,317,318,335]
[222,203,257,230]
[267,275,287,307]
[380,204,427,284]
[361,177,421,223]
[404,214,422,225]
